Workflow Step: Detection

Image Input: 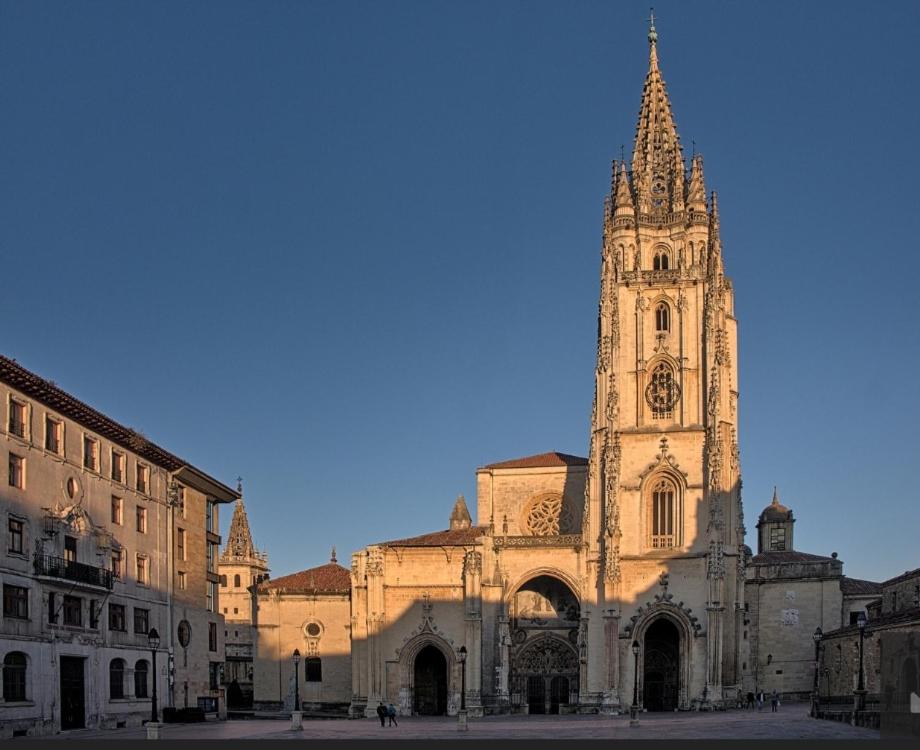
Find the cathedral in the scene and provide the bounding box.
[222,24,909,719]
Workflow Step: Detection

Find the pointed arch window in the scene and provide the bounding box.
[655,302,670,332]
[649,477,679,549]
[653,249,670,271]
[646,362,680,419]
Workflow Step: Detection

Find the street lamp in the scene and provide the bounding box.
[854,612,868,714]
[147,628,160,725]
[811,627,822,718]
[457,646,468,731]
[291,649,302,730]
[630,640,640,728]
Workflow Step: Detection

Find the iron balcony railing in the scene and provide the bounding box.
[34,554,114,590]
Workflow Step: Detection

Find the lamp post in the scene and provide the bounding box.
[457,646,468,731]
[291,649,302,730]
[811,627,822,718]
[145,628,160,739]
[630,640,640,728]
[854,612,867,715]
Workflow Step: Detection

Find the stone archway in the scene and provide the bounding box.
[509,575,581,714]
[413,645,448,715]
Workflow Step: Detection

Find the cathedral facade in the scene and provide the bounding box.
[253,24,749,717]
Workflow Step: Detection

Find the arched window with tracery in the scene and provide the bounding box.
[653,249,670,271]
[649,477,679,549]
[655,302,670,332]
[645,362,680,419]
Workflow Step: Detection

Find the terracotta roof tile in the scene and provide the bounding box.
[840,577,882,596]
[259,562,351,594]
[379,526,486,547]
[481,452,588,470]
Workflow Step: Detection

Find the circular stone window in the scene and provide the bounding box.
[177,620,192,648]
[304,622,321,637]
[65,476,81,501]
[522,493,575,536]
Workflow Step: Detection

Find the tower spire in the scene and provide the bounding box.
[223,495,258,560]
[632,11,685,217]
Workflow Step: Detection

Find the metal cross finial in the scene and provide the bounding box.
[648,7,658,43]
[692,139,696,158]
[620,144,626,163]
[237,476,243,494]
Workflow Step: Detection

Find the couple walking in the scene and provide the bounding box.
[376,701,398,727]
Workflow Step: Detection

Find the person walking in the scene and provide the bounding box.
[746,691,755,709]
[756,690,764,711]
[770,690,779,712]
[387,703,398,727]
[376,702,387,727]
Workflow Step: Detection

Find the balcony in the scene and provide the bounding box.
[34,554,114,590]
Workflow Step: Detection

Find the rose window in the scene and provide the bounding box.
[523,494,574,536]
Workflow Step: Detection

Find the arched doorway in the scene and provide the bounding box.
[643,618,679,711]
[509,575,581,714]
[413,645,447,715]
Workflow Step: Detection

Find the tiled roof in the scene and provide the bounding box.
[0,354,237,499]
[259,563,351,594]
[882,567,920,587]
[379,526,486,547]
[840,577,882,596]
[481,452,588,470]
[750,550,837,565]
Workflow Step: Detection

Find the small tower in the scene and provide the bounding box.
[217,480,270,708]
[756,487,795,553]
[449,495,472,530]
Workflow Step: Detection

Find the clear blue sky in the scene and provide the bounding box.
[3,1,918,583]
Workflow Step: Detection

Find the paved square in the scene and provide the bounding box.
[28,704,879,741]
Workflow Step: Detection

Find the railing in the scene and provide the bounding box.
[34,554,114,590]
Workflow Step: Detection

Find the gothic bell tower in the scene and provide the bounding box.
[584,17,745,708]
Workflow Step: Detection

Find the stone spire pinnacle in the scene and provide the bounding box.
[772,486,780,506]
[687,154,707,213]
[449,494,472,530]
[614,161,634,215]
[223,497,258,560]
[631,14,685,217]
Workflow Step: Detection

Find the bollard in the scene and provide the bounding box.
[146,721,160,740]
[291,710,303,730]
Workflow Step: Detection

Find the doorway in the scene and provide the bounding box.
[413,645,447,715]
[643,618,679,711]
[60,656,85,730]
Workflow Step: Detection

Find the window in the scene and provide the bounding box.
[234,574,241,588]
[89,599,99,629]
[769,526,786,551]
[207,542,218,574]
[49,592,58,623]
[134,607,149,635]
[45,416,63,454]
[177,571,187,590]
[653,249,670,270]
[109,603,126,631]
[64,535,77,564]
[63,595,82,627]
[111,496,123,525]
[655,302,670,332]
[3,585,29,619]
[206,500,216,533]
[83,435,99,471]
[111,450,125,483]
[177,486,186,518]
[136,555,148,585]
[849,611,863,625]
[206,581,216,612]
[649,476,677,549]
[109,658,126,699]
[306,658,322,682]
[208,621,218,652]
[8,453,24,489]
[177,528,186,561]
[136,505,147,534]
[136,464,149,494]
[134,659,149,699]
[111,549,124,579]
[3,652,27,702]
[8,400,27,438]
[233,608,238,615]
[209,662,220,690]
[8,517,24,554]
[220,574,227,587]
[647,362,678,419]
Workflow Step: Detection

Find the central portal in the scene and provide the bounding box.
[510,575,580,714]
[413,645,447,715]
[643,618,679,711]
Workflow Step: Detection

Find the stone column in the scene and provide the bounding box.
[363,548,385,717]
[464,551,483,717]
[602,609,621,712]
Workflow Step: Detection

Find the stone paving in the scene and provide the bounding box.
[27,704,879,741]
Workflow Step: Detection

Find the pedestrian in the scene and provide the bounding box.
[756,690,764,711]
[376,701,387,728]
[387,703,398,727]
[770,690,779,713]
[746,691,755,709]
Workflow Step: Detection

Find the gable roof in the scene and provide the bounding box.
[259,562,351,595]
[379,526,486,548]
[481,452,588,470]
[840,577,882,596]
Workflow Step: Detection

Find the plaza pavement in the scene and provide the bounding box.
[25,703,879,741]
